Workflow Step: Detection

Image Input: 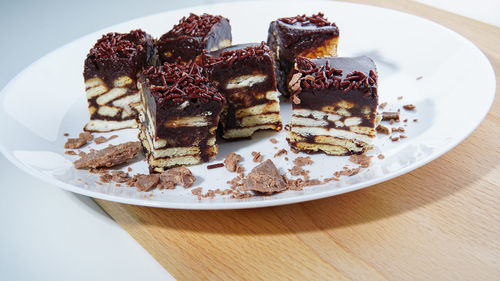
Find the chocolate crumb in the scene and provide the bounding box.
[63,133,69,137]
[94,136,107,144]
[135,174,160,191]
[377,154,385,159]
[376,125,390,135]
[64,137,88,149]
[84,182,88,185]
[224,152,242,172]
[349,154,372,168]
[251,151,263,163]
[191,187,203,200]
[379,102,387,109]
[158,181,175,190]
[269,138,278,144]
[160,166,196,188]
[96,181,103,185]
[391,127,405,133]
[273,149,288,158]
[207,163,224,169]
[400,134,407,139]
[284,157,289,161]
[403,104,416,110]
[290,147,299,154]
[115,184,121,187]
[404,119,408,122]
[240,159,286,194]
[289,165,303,176]
[79,132,93,141]
[73,142,140,169]
[293,156,313,166]
[127,167,132,172]
[111,171,130,183]
[416,76,423,80]
[397,96,403,100]
[413,118,418,122]
[382,112,400,121]
[99,173,112,183]
[323,177,340,183]
[334,166,362,177]
[390,136,400,142]
[65,150,77,156]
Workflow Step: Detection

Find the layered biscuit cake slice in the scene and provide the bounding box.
[157,13,232,64]
[287,56,379,155]
[138,61,225,173]
[202,43,282,139]
[83,29,155,132]
[267,13,339,96]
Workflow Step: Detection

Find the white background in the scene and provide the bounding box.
[0,0,497,280]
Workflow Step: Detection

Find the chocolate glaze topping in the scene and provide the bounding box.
[83,29,154,84]
[165,13,224,37]
[279,12,335,28]
[203,42,268,67]
[292,56,378,98]
[142,61,224,104]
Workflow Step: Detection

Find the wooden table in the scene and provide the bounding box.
[97,1,500,280]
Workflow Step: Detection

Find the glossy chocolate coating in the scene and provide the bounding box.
[157,14,231,63]
[83,30,156,87]
[202,43,279,132]
[267,15,339,95]
[293,56,378,127]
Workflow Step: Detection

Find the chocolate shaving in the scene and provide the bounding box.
[64,132,93,149]
[382,111,400,121]
[73,141,140,169]
[160,166,196,188]
[391,127,405,133]
[207,163,224,169]
[293,156,313,166]
[269,138,278,144]
[274,149,288,158]
[65,150,77,156]
[334,166,362,177]
[379,102,387,109]
[403,104,416,110]
[224,152,242,172]
[251,152,263,163]
[241,160,286,194]
[390,136,400,142]
[377,154,385,159]
[376,125,390,135]
[135,174,160,191]
[349,155,372,168]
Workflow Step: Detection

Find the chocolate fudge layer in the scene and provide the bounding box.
[202,43,282,139]
[157,13,232,64]
[267,13,339,96]
[83,29,156,132]
[138,61,225,172]
[287,56,378,155]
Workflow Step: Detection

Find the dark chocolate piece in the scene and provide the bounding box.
[157,13,231,63]
[202,43,282,139]
[267,13,339,96]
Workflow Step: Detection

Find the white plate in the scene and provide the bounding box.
[0,1,495,209]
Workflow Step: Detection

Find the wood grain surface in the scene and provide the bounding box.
[97,1,500,280]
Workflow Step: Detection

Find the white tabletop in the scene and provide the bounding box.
[0,0,497,280]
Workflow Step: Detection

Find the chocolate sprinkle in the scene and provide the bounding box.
[169,13,223,37]
[279,12,335,27]
[143,61,224,104]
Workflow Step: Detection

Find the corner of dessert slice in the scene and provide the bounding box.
[83,29,156,132]
[202,42,282,139]
[287,56,378,155]
[267,12,339,96]
[157,13,232,64]
[138,61,225,173]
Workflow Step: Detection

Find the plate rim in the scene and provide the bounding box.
[0,0,496,209]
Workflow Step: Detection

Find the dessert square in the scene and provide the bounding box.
[202,43,282,139]
[287,56,378,155]
[138,61,225,172]
[157,13,232,64]
[83,29,155,132]
[267,13,339,96]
